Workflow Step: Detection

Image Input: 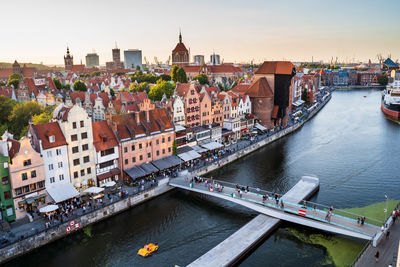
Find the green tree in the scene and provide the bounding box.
[130,82,150,93]
[8,79,19,89]
[193,74,208,85]
[160,74,171,82]
[171,65,179,83]
[63,83,71,90]
[172,140,177,156]
[9,73,21,81]
[378,75,388,86]
[0,96,17,135]
[73,80,87,92]
[0,81,6,86]
[110,88,115,97]
[9,101,43,139]
[136,65,141,71]
[53,78,63,90]
[148,80,174,101]
[32,112,52,125]
[90,71,100,77]
[176,67,187,83]
[301,89,309,104]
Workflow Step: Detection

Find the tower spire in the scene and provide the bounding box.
[179,28,182,43]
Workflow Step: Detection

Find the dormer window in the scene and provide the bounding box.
[49,135,55,143]
[102,137,107,142]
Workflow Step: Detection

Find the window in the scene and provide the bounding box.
[38,181,44,188]
[80,169,85,176]
[47,151,52,157]
[71,134,78,141]
[73,122,77,129]
[87,167,91,174]
[168,136,171,142]
[82,144,89,151]
[15,188,22,196]
[3,162,8,168]
[101,148,114,156]
[23,185,30,193]
[50,177,55,183]
[23,159,31,166]
[162,138,165,143]
[49,164,54,170]
[59,174,64,181]
[4,191,11,200]
[81,132,88,139]
[139,155,143,161]
[124,159,128,165]
[102,137,107,142]
[80,120,84,127]
[131,145,135,151]
[31,170,36,178]
[22,173,28,180]
[72,146,79,153]
[124,147,128,153]
[83,156,90,163]
[162,149,165,154]
[139,143,142,149]
[56,149,62,155]
[2,177,9,185]
[73,159,80,166]
[132,157,136,163]
[100,160,114,168]
[168,147,171,153]
[156,139,159,145]
[49,135,55,143]
[6,205,13,217]
[58,162,63,168]
[156,150,159,156]
[74,172,78,178]
[147,152,151,158]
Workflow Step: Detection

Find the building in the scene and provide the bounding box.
[193,55,205,65]
[6,137,46,220]
[64,47,73,71]
[200,91,212,126]
[0,142,16,222]
[92,121,120,187]
[109,107,175,175]
[210,53,221,65]
[113,47,121,64]
[175,82,201,127]
[29,122,79,203]
[172,95,185,125]
[171,31,189,66]
[86,53,100,68]
[124,49,142,70]
[92,95,106,121]
[53,104,97,190]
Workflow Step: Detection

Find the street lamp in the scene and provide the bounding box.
[384,194,388,223]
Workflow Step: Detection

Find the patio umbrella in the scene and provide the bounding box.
[105,181,116,187]
[39,204,59,213]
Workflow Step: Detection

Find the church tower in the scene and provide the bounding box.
[64,47,73,71]
[171,30,189,66]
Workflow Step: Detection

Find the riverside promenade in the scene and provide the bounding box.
[0,88,333,264]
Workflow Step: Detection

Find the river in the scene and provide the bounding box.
[7,89,400,267]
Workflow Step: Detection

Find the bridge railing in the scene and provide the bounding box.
[175,177,382,228]
[174,177,375,237]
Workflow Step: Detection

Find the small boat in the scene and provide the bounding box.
[138,243,159,257]
[363,96,367,98]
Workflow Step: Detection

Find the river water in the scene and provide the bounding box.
[7,89,400,267]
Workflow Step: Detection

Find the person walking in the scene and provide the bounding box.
[386,230,390,239]
[357,217,360,225]
[375,251,379,262]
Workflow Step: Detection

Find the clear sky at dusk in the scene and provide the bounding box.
[0,0,399,65]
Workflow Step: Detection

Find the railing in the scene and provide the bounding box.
[349,239,373,267]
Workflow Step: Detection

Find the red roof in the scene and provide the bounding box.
[70,92,86,104]
[0,68,13,79]
[24,78,39,96]
[172,42,189,53]
[71,65,85,73]
[7,138,20,160]
[231,84,250,95]
[47,77,57,90]
[92,121,118,151]
[31,122,67,149]
[255,61,294,75]
[0,86,14,98]
[131,91,148,103]
[90,92,110,107]
[175,83,190,97]
[245,77,273,98]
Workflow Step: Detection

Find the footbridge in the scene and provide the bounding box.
[169,176,381,241]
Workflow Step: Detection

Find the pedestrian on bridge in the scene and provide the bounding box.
[280,200,284,209]
[375,251,379,262]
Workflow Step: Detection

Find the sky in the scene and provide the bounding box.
[0,0,399,65]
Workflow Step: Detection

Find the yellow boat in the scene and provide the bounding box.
[137,243,159,257]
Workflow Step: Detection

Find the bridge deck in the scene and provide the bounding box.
[170,177,380,240]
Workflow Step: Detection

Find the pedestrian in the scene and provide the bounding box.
[386,230,390,239]
[381,225,385,232]
[325,211,330,221]
[303,200,307,208]
[357,217,360,224]
[280,200,284,209]
[361,216,365,225]
[313,204,316,212]
[375,251,379,262]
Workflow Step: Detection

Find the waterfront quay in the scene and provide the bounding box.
[0,87,332,264]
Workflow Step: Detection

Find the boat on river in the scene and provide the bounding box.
[381,80,400,119]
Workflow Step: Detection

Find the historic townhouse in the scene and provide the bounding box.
[175,82,201,128]
[172,95,185,125]
[29,122,79,203]
[53,104,97,190]
[199,92,212,126]
[0,139,16,222]
[92,121,120,187]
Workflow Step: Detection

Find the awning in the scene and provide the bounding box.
[83,187,105,194]
[174,124,186,131]
[97,168,120,181]
[254,123,267,131]
[47,183,80,203]
[125,162,159,180]
[105,181,116,187]
[178,150,201,162]
[151,155,182,170]
[39,204,59,213]
[272,106,279,119]
[240,128,248,132]
[200,141,224,151]
[191,145,207,153]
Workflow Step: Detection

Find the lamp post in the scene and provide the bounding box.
[384,194,388,223]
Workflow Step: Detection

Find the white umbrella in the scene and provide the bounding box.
[83,187,104,194]
[39,204,59,213]
[105,181,116,187]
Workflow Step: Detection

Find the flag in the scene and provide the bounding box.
[299,209,306,216]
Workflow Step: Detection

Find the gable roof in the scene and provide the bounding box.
[255,61,294,75]
[172,42,189,53]
[31,122,67,149]
[92,121,118,151]
[245,77,274,98]
[7,138,20,160]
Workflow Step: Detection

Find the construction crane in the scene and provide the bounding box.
[166,56,171,65]
[144,56,149,67]
[154,56,160,67]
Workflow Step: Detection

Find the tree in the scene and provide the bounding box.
[148,80,174,101]
[130,82,150,93]
[378,75,388,86]
[171,65,179,83]
[90,71,100,77]
[301,89,309,104]
[63,83,71,90]
[8,79,19,89]
[8,101,43,139]
[193,74,208,85]
[136,65,141,71]
[53,78,63,90]
[73,80,87,92]
[160,74,171,82]
[32,112,52,125]
[9,73,21,81]
[0,96,17,135]
[177,67,188,83]
[172,140,177,156]
[110,88,115,97]
[0,81,6,86]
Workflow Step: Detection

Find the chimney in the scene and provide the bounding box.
[146,110,150,122]
[135,111,140,124]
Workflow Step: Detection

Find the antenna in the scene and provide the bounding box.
[115,41,118,49]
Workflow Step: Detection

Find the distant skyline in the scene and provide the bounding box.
[1,0,399,65]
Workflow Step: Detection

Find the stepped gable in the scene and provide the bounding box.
[245,77,274,98]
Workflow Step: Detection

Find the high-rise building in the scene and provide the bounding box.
[86,53,100,68]
[112,47,120,64]
[172,31,189,66]
[124,49,142,70]
[193,55,205,65]
[64,47,73,71]
[210,53,221,65]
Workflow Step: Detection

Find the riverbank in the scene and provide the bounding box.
[0,90,332,265]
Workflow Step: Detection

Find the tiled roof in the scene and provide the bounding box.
[172,42,189,53]
[131,91,148,103]
[255,61,294,75]
[24,78,39,96]
[92,121,118,151]
[90,92,110,107]
[70,92,86,104]
[0,86,13,98]
[0,68,13,79]
[245,77,273,98]
[231,84,250,95]
[175,83,190,97]
[31,122,67,149]
[7,138,20,160]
